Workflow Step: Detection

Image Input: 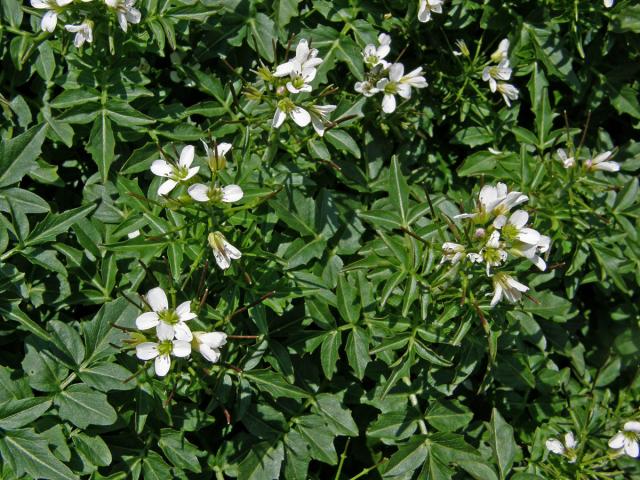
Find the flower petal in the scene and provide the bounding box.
[272,108,286,129]
[509,210,529,228]
[221,185,244,203]
[382,94,396,114]
[146,287,168,312]
[176,301,193,318]
[223,240,241,259]
[625,421,640,433]
[156,321,175,341]
[564,432,577,449]
[154,355,171,376]
[151,160,173,177]
[158,179,178,196]
[172,340,192,358]
[136,342,159,360]
[41,10,57,32]
[179,145,195,168]
[625,440,639,458]
[291,107,311,127]
[136,312,159,330]
[198,332,228,349]
[608,432,625,450]
[188,184,210,202]
[199,345,221,363]
[545,438,565,455]
[173,323,193,342]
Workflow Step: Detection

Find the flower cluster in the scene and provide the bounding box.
[354,34,428,113]
[546,431,578,463]
[147,141,243,271]
[133,287,228,377]
[482,39,519,107]
[556,148,620,173]
[248,39,336,136]
[30,0,140,45]
[442,182,550,307]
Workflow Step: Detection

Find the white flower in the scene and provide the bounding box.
[400,67,428,89]
[354,80,379,97]
[585,151,619,173]
[496,82,519,107]
[604,0,614,7]
[150,145,200,196]
[490,272,529,307]
[467,231,508,275]
[482,60,512,92]
[493,210,541,246]
[455,182,528,221]
[417,0,444,23]
[65,20,93,48]
[309,104,337,137]
[363,33,392,68]
[187,183,243,203]
[511,234,551,271]
[201,140,231,171]
[556,148,575,168]
[193,331,227,363]
[135,327,191,377]
[272,98,311,128]
[440,242,465,265]
[609,421,640,458]
[376,63,422,114]
[208,231,241,270]
[135,287,196,342]
[274,39,323,77]
[286,65,317,94]
[546,432,578,463]
[105,0,141,33]
[31,0,73,32]
[490,39,510,63]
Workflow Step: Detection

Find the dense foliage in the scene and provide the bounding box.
[0,0,639,479]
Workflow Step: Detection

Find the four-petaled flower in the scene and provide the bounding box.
[274,39,323,78]
[556,148,576,169]
[135,328,191,377]
[418,0,444,23]
[272,98,311,128]
[208,231,242,270]
[151,145,200,196]
[193,331,228,363]
[65,20,94,48]
[585,151,620,173]
[376,63,427,114]
[30,0,73,32]
[482,60,512,93]
[105,0,141,32]
[546,431,578,463]
[363,33,391,69]
[309,104,337,137]
[490,272,529,307]
[440,242,465,265]
[136,287,196,342]
[609,421,640,458]
[202,140,232,172]
[188,183,244,204]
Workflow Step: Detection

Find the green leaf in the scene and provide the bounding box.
[54,384,117,428]
[0,428,78,480]
[22,339,68,392]
[72,433,112,467]
[345,327,370,379]
[26,203,96,246]
[320,331,341,379]
[142,451,172,480]
[389,156,410,226]
[0,124,47,188]
[0,188,50,214]
[246,13,276,62]
[158,429,204,473]
[275,0,301,27]
[325,129,361,158]
[315,394,358,436]
[243,370,310,399]
[83,297,137,365]
[382,436,428,478]
[297,415,338,465]
[367,410,418,440]
[336,274,360,324]
[238,440,284,480]
[0,397,52,430]
[49,321,85,366]
[488,409,517,480]
[78,363,136,392]
[425,400,473,432]
[86,113,116,183]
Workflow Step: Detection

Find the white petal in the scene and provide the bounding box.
[506,277,529,292]
[479,185,497,208]
[509,210,529,228]
[545,439,565,455]
[490,284,503,307]
[493,215,507,229]
[117,12,128,32]
[224,241,242,259]
[272,108,286,128]
[531,255,547,272]
[31,0,49,8]
[172,340,192,358]
[382,94,396,113]
[136,342,159,360]
[389,63,404,82]
[221,185,244,203]
[625,421,640,433]
[216,143,232,157]
[156,321,174,341]
[213,249,230,270]
[517,228,541,245]
[565,432,577,449]
[146,287,168,312]
[199,345,221,363]
[625,440,640,458]
[185,167,200,180]
[173,323,193,342]
[41,11,57,32]
[609,432,626,449]
[274,61,296,77]
[179,145,195,168]
[291,107,311,127]
[594,161,620,172]
[199,332,228,349]
[154,355,171,376]
[176,301,193,318]
[188,184,210,202]
[311,114,326,137]
[126,8,141,24]
[136,312,159,330]
[158,179,178,196]
[397,83,412,99]
[150,160,173,177]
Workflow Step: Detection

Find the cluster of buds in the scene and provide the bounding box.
[248,38,337,136]
[482,39,519,107]
[354,34,428,113]
[441,182,550,307]
[132,287,227,377]
[30,0,140,46]
[147,141,243,271]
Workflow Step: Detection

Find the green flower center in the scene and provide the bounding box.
[291,76,306,89]
[484,247,503,265]
[159,309,179,325]
[502,224,518,241]
[383,82,398,95]
[157,340,173,356]
[278,98,295,113]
